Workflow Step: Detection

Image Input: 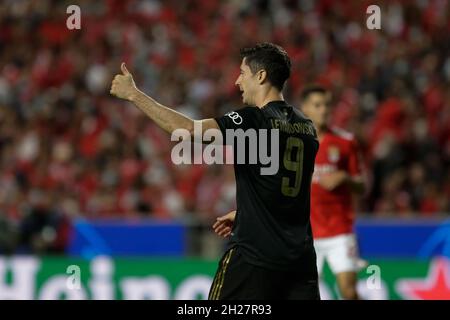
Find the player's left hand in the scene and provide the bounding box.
[110,63,137,101]
[318,170,348,191]
[213,211,236,238]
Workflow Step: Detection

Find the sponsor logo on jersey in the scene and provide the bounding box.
[225,111,243,125]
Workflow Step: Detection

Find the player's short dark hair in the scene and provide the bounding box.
[300,85,328,102]
[240,43,291,91]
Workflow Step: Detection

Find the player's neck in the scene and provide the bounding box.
[254,87,284,108]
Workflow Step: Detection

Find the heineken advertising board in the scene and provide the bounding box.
[0,256,449,300]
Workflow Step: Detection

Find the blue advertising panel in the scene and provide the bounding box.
[68,219,186,258]
[67,218,450,258]
[355,218,450,258]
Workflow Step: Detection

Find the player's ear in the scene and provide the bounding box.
[257,69,267,84]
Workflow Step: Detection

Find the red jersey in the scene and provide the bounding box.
[310,127,363,238]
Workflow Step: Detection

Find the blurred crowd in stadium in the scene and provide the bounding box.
[0,0,449,253]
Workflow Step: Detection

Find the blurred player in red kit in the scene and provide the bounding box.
[300,85,366,300]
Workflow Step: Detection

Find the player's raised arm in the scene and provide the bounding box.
[110,63,219,139]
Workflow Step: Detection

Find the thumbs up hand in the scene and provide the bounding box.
[110,63,137,101]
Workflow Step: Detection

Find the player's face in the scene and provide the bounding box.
[301,92,331,129]
[235,58,258,105]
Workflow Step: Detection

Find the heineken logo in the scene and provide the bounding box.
[1,256,449,299]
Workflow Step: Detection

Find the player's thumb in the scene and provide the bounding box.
[121,62,130,76]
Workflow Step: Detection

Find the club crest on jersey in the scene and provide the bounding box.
[225,111,243,125]
[328,146,340,163]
